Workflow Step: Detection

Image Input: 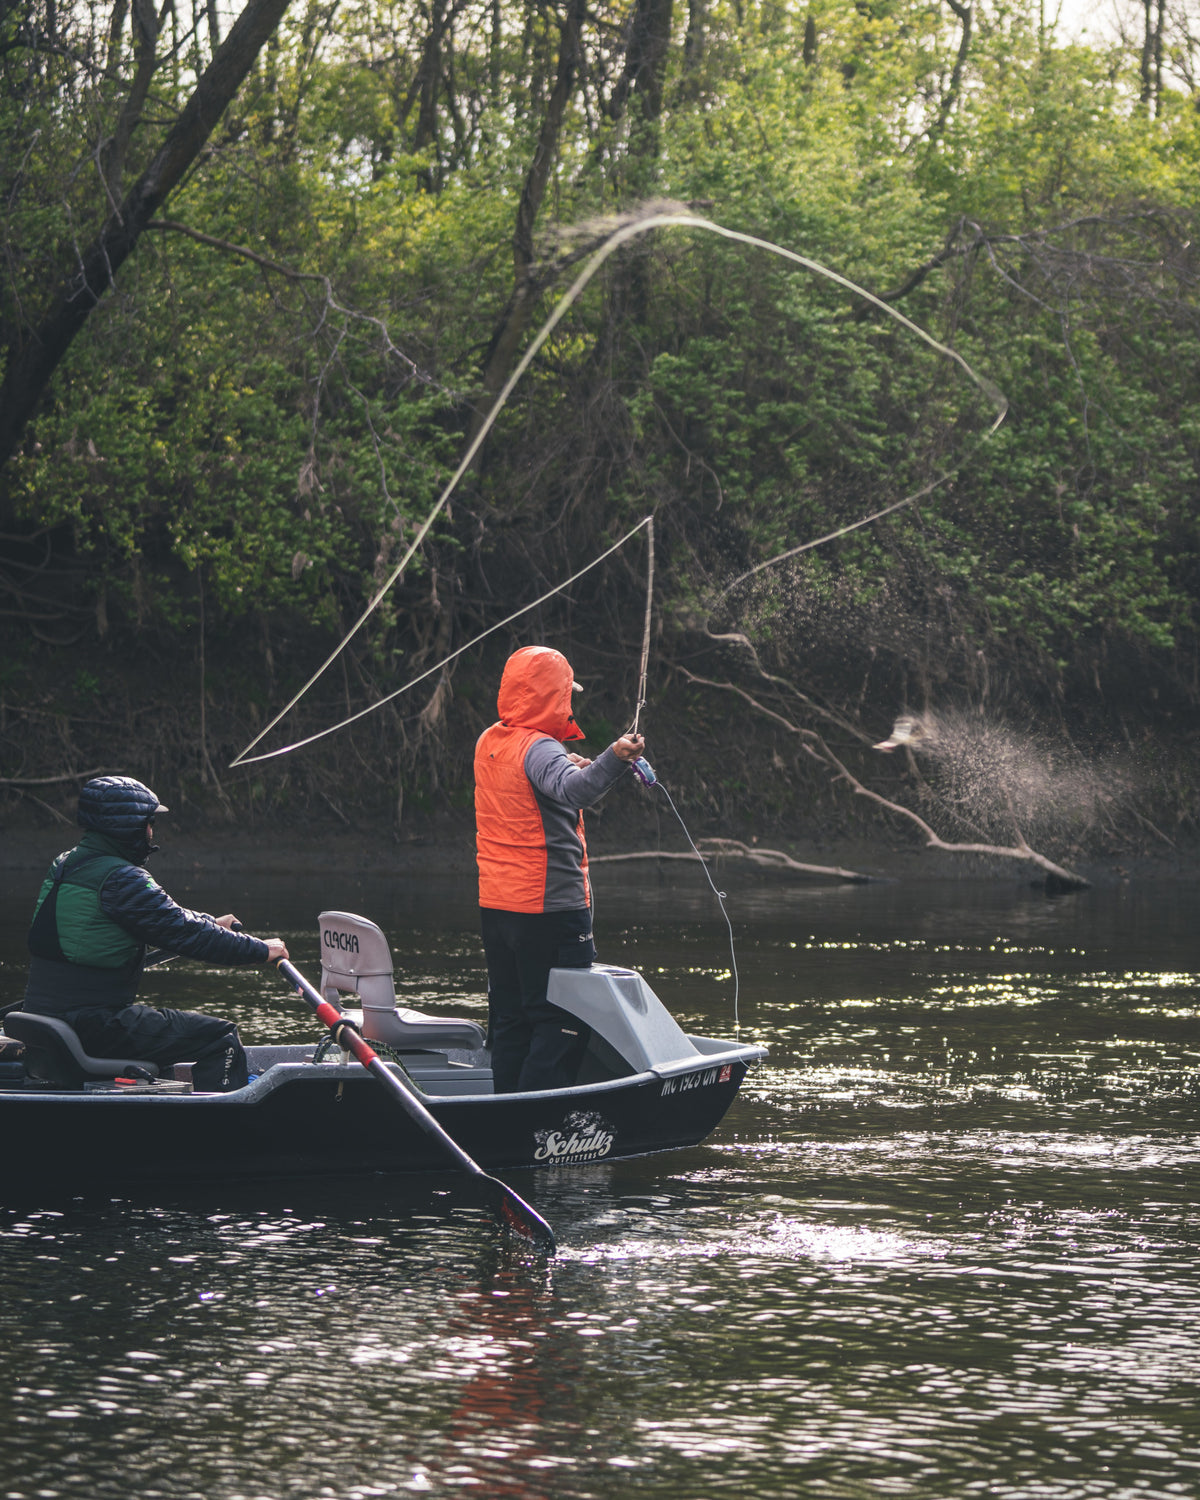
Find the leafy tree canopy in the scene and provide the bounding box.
[1,0,1198,846]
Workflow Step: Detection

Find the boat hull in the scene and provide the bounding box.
[0,1047,763,1186]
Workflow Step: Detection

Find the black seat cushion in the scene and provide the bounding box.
[4,1012,160,1088]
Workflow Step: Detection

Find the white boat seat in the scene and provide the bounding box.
[318,910,486,1053]
[3,1011,160,1089]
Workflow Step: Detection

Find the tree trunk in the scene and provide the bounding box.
[1140,0,1158,106]
[927,0,971,149]
[0,0,296,486]
[802,13,817,67]
[1154,0,1166,116]
[683,0,705,79]
[105,0,160,198]
[471,0,588,437]
[412,0,449,188]
[607,0,675,128]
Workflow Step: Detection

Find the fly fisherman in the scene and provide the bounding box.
[21,775,288,1092]
[474,646,645,1093]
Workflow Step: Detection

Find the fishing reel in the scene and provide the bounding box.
[631,757,657,787]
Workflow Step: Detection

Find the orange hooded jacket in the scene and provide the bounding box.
[474,646,594,913]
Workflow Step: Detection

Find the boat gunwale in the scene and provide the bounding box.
[0,1038,767,1106]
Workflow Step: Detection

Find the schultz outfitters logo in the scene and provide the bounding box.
[533,1111,615,1165]
[659,1064,733,1097]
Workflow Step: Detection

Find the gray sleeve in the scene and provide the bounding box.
[524,740,629,808]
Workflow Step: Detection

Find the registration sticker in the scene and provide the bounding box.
[660,1065,730,1096]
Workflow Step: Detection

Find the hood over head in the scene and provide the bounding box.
[77,775,168,861]
[496,647,584,742]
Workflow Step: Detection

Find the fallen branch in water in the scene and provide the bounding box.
[698,838,874,882]
[591,842,874,882]
[681,671,1090,890]
[590,851,700,863]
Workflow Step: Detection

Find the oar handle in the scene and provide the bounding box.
[278,957,364,1042]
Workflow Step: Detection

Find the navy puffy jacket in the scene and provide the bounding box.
[99,863,270,964]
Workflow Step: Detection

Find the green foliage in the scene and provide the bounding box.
[3,0,1200,818]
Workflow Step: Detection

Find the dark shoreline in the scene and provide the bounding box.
[3,814,1196,888]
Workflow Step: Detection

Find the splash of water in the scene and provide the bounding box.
[886,708,1134,847]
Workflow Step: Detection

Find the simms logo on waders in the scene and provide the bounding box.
[322,930,360,953]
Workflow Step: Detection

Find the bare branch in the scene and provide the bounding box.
[696,838,874,882]
[145,218,444,390]
[0,768,119,786]
[805,729,1089,887]
[686,674,1090,888]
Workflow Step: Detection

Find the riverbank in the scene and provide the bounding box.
[2,805,1195,888]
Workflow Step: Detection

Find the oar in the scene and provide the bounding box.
[276,958,556,1255]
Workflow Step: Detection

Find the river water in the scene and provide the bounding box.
[1,863,1198,1499]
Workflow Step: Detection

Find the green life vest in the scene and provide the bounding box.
[27,832,145,971]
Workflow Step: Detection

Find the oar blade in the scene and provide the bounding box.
[483,1175,557,1255]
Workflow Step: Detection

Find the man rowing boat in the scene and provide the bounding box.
[21,775,287,1091]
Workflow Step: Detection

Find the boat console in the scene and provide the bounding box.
[547,965,704,1074]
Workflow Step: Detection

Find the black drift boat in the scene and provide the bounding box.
[0,911,765,1186]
